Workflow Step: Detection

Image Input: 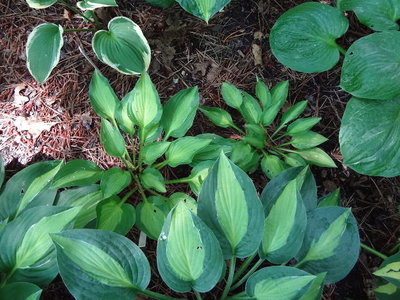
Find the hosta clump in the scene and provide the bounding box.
[200,79,335,178]
[269,1,400,177]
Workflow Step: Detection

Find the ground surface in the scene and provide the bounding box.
[0,0,399,299]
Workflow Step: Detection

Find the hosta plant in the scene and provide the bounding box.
[200,79,335,178]
[269,1,400,177]
[25,0,151,82]
[0,154,362,299]
[373,251,400,300]
[144,0,232,22]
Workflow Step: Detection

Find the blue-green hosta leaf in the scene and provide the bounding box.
[100,119,126,157]
[51,229,150,299]
[341,32,400,100]
[270,2,348,73]
[176,0,232,22]
[296,207,360,284]
[128,73,162,131]
[26,0,57,9]
[0,282,42,300]
[337,0,400,31]
[246,267,324,300]
[144,0,175,8]
[0,156,4,189]
[77,0,118,10]
[375,282,400,300]
[340,96,400,177]
[157,202,224,292]
[89,70,119,121]
[260,180,307,264]
[0,206,80,286]
[318,188,340,207]
[136,197,169,240]
[161,87,199,139]
[0,161,60,220]
[93,17,151,75]
[56,184,100,206]
[142,141,170,165]
[374,253,400,288]
[198,152,264,258]
[100,167,132,198]
[26,23,63,82]
[51,159,103,188]
[96,196,135,235]
[165,137,212,167]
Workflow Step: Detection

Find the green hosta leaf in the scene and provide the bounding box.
[144,0,175,8]
[284,153,307,167]
[240,92,262,124]
[26,0,57,9]
[287,117,321,135]
[16,160,63,216]
[260,180,307,264]
[338,0,400,31]
[291,131,328,150]
[0,156,4,189]
[77,0,118,10]
[271,81,289,107]
[375,282,400,300]
[176,0,232,22]
[200,106,234,128]
[165,137,212,167]
[261,154,287,179]
[100,119,126,157]
[140,168,166,193]
[191,134,234,163]
[100,168,132,198]
[242,124,266,149]
[161,87,199,139]
[230,141,260,173]
[136,197,169,239]
[270,2,348,73]
[96,196,135,235]
[255,78,272,108]
[56,185,100,206]
[93,17,151,74]
[221,82,243,109]
[374,253,400,288]
[142,141,170,165]
[198,152,264,258]
[116,92,135,134]
[291,148,336,168]
[89,70,119,121]
[51,229,150,299]
[26,23,63,82]
[280,100,308,126]
[52,159,103,188]
[296,207,360,284]
[157,202,224,292]
[167,193,197,214]
[340,96,400,177]
[341,32,400,99]
[188,160,214,196]
[0,282,42,300]
[246,267,322,300]
[318,188,340,207]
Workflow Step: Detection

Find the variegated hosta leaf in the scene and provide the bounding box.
[26,0,57,9]
[260,179,307,264]
[0,206,80,286]
[0,282,42,300]
[176,0,232,22]
[374,281,400,300]
[157,202,224,292]
[374,253,400,288]
[77,0,118,10]
[93,17,151,75]
[51,229,150,300]
[295,207,360,284]
[26,23,63,82]
[245,266,325,300]
[198,152,264,258]
[165,137,212,167]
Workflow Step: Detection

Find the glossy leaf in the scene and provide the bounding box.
[221,82,243,109]
[200,106,234,128]
[157,202,224,292]
[176,0,232,22]
[136,197,169,239]
[140,168,166,193]
[165,137,212,167]
[296,207,360,284]
[161,87,199,139]
[100,168,131,198]
[287,117,321,135]
[100,119,126,157]
[340,96,400,177]
[291,131,328,150]
[270,2,348,73]
[341,32,400,100]
[142,141,170,165]
[51,229,150,299]
[93,17,151,74]
[198,152,264,258]
[291,148,336,168]
[0,282,42,300]
[26,0,57,9]
[26,23,63,82]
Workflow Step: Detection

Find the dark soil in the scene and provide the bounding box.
[1,0,399,299]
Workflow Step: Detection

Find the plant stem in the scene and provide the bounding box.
[194,290,203,300]
[361,243,388,260]
[230,123,245,135]
[64,28,96,32]
[58,0,95,25]
[132,174,148,202]
[119,188,138,205]
[164,177,191,184]
[230,258,263,291]
[334,42,347,55]
[221,257,237,299]
[135,289,183,300]
[0,267,17,288]
[153,160,169,170]
[233,253,257,283]
[390,242,400,254]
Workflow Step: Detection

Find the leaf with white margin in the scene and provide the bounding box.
[77,0,118,10]
[93,17,151,75]
[26,23,63,82]
[176,0,232,22]
[26,0,57,9]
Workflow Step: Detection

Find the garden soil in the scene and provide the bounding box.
[0,0,399,299]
